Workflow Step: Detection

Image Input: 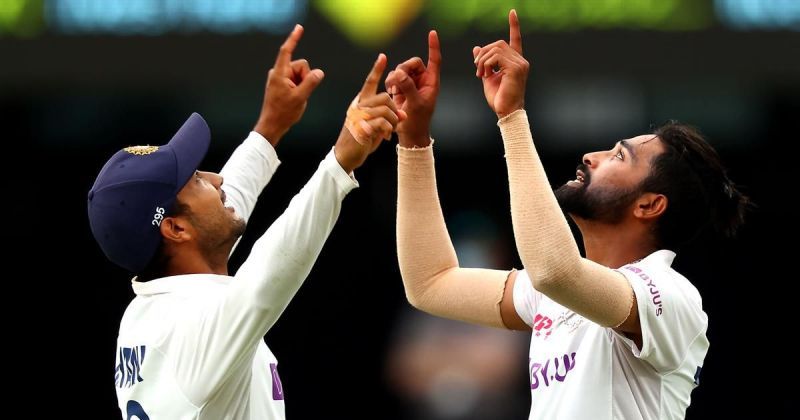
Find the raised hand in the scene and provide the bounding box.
[334,54,404,173]
[384,30,441,147]
[254,24,325,146]
[472,10,529,118]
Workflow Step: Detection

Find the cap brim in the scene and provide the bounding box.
[167,112,211,192]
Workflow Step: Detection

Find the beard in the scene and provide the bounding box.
[192,208,247,257]
[228,216,247,241]
[554,168,641,224]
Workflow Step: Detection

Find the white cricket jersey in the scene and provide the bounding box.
[513,250,709,420]
[114,132,358,419]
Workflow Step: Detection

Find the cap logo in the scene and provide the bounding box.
[123,145,160,156]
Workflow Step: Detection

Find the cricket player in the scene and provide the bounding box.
[88,25,404,419]
[386,10,749,419]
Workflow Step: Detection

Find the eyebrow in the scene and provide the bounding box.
[619,140,637,162]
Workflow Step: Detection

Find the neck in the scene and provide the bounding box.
[572,217,657,269]
[163,244,232,277]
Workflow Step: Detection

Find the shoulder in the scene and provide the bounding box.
[619,251,707,324]
[622,251,702,300]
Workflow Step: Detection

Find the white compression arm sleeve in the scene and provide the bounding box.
[500,110,633,327]
[397,142,510,329]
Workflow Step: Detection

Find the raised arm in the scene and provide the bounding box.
[221,24,324,223]
[476,10,636,329]
[388,31,527,330]
[171,45,402,404]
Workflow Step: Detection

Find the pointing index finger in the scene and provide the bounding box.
[427,30,441,78]
[275,24,304,72]
[509,9,522,53]
[360,53,387,97]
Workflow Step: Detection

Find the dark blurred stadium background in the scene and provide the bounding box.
[4,0,796,418]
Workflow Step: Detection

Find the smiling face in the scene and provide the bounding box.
[174,170,246,256]
[555,135,666,224]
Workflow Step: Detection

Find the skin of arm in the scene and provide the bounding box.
[388,31,529,330]
[474,10,639,334]
[171,28,406,402]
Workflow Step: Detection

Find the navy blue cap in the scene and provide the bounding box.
[88,113,211,273]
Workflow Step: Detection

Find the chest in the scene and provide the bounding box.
[526,302,613,394]
[527,300,614,373]
[530,300,591,342]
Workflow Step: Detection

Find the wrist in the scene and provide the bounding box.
[254,116,287,147]
[496,103,525,120]
[333,145,358,174]
[398,131,431,148]
[497,108,527,123]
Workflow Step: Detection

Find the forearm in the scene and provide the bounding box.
[173,152,355,403]
[235,148,357,318]
[500,110,631,327]
[500,111,582,281]
[397,143,508,328]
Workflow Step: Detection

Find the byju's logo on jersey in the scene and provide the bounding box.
[270,363,284,400]
[115,345,146,388]
[529,352,577,391]
[624,266,664,316]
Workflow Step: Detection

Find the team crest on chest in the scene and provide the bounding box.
[124,145,159,155]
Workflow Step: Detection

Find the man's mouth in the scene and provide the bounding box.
[567,169,586,186]
[221,191,235,213]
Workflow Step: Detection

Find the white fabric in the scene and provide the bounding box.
[220,132,281,256]
[114,135,358,420]
[220,131,281,223]
[513,250,709,420]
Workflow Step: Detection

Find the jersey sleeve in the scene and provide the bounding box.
[219,131,281,224]
[613,262,708,373]
[168,148,357,404]
[513,269,543,328]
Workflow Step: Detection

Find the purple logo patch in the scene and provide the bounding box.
[625,266,663,316]
[529,352,577,391]
[270,363,284,400]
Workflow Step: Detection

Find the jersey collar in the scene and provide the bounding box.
[131,274,232,296]
[639,249,676,267]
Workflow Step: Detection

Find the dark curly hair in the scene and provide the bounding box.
[641,121,751,250]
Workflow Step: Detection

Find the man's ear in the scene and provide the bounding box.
[159,216,193,244]
[634,193,667,221]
